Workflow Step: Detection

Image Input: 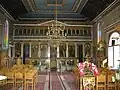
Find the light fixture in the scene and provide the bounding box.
[47,0,66,45]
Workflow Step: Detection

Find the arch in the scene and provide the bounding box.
[109,32,119,46]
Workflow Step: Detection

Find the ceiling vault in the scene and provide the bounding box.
[76,0,88,12]
[72,0,88,12]
[22,0,37,12]
[0,0,115,21]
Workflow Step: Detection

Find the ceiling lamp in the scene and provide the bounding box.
[47,0,66,45]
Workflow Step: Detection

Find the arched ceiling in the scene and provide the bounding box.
[0,0,115,21]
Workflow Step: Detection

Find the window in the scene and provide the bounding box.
[76,30,79,35]
[84,29,87,36]
[15,29,18,36]
[72,30,75,35]
[44,29,48,35]
[2,20,9,49]
[31,29,34,36]
[97,23,102,43]
[36,29,39,36]
[23,29,26,35]
[80,30,83,36]
[27,29,30,36]
[108,32,120,69]
[19,29,22,35]
[68,44,75,57]
[40,29,43,35]
[68,29,71,36]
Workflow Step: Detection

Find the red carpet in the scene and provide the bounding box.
[27,74,46,90]
[51,72,63,90]
[63,72,79,90]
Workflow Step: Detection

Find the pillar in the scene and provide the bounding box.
[38,43,41,58]
[83,43,85,61]
[8,45,11,57]
[66,43,68,70]
[75,43,77,58]
[48,44,50,71]
[66,43,68,58]
[48,44,50,58]
[21,42,24,57]
[57,44,59,58]
[13,43,15,57]
[29,42,31,57]
[57,44,59,72]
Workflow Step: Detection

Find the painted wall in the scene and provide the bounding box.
[93,1,120,43]
[0,6,13,68]
[92,1,120,64]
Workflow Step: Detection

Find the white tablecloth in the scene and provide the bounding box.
[0,75,7,80]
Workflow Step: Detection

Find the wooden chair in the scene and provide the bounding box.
[24,71,36,90]
[5,71,15,89]
[106,72,116,90]
[14,72,24,89]
[116,81,120,90]
[0,70,6,86]
[74,68,80,88]
[115,72,120,90]
[96,73,106,90]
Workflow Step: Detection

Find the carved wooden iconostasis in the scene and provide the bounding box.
[59,44,66,57]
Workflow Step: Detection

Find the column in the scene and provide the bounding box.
[48,44,50,71]
[66,43,68,70]
[57,44,59,72]
[66,43,68,58]
[12,43,15,65]
[57,44,59,58]
[21,42,24,57]
[29,42,31,57]
[48,44,50,58]
[13,43,15,57]
[8,45,13,68]
[75,43,77,58]
[38,43,41,58]
[90,43,93,58]
[8,45,11,57]
[83,43,85,61]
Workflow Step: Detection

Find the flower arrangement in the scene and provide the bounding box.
[77,61,99,76]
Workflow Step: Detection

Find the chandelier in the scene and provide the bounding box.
[47,0,66,44]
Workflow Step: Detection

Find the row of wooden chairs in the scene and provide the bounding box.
[74,67,120,90]
[5,71,37,90]
[96,72,116,90]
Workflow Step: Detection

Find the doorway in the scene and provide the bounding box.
[50,46,57,71]
[23,43,30,64]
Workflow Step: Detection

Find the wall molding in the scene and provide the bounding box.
[92,0,119,23]
[22,0,37,12]
[0,5,14,21]
[13,23,92,27]
[104,19,120,32]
